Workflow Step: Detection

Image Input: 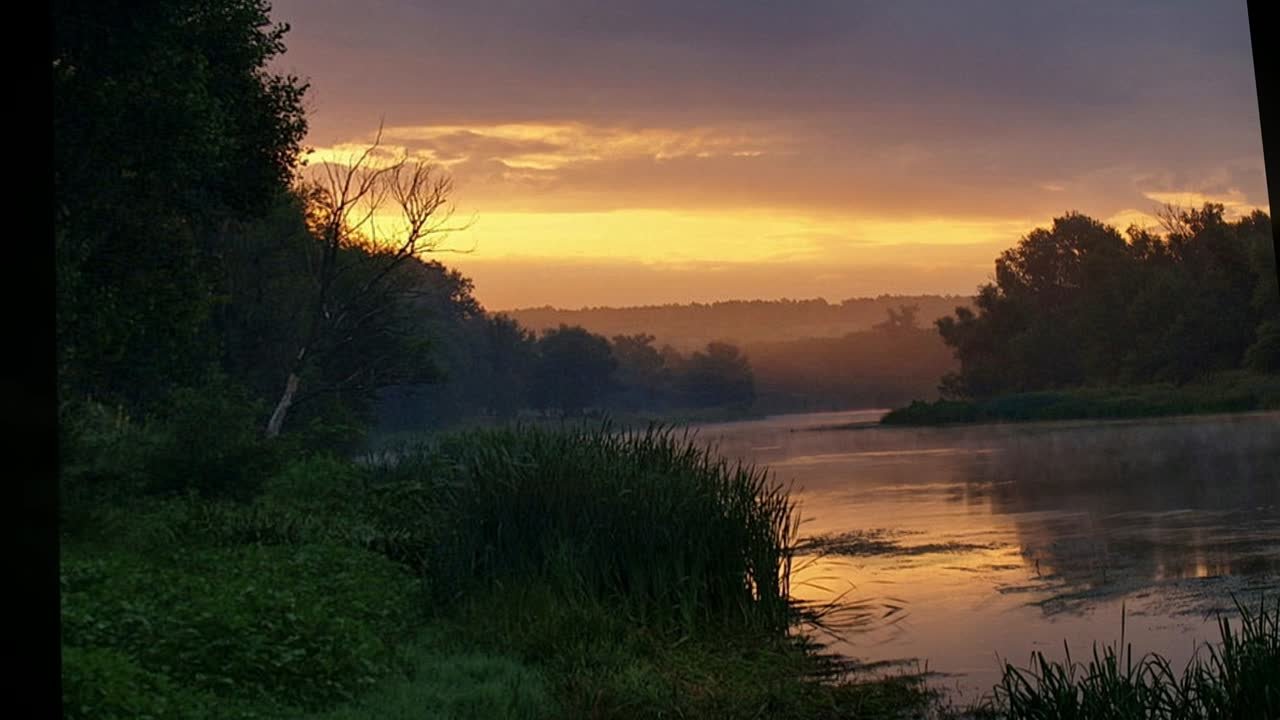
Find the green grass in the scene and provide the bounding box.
[979,596,1280,719]
[303,630,557,720]
[882,372,1280,426]
[60,542,424,716]
[61,418,933,720]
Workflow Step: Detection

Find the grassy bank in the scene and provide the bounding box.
[60,415,932,719]
[881,372,1280,427]
[61,406,1279,718]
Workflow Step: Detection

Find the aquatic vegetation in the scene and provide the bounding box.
[797,528,1000,558]
[402,421,800,634]
[981,596,1280,719]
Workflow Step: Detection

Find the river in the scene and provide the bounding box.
[693,409,1280,701]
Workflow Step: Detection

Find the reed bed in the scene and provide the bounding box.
[373,421,800,634]
[983,595,1279,719]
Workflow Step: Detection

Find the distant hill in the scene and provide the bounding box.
[503,295,973,350]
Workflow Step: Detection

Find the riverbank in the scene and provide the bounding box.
[60,417,934,719]
[879,372,1280,427]
[61,407,1280,718]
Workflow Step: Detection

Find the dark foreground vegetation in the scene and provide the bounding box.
[979,598,1280,719]
[61,403,1280,719]
[61,413,934,719]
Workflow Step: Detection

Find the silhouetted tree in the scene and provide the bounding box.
[479,315,538,417]
[530,326,617,415]
[265,129,466,436]
[874,304,921,333]
[610,334,672,411]
[678,342,755,409]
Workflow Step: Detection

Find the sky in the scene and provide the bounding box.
[270,0,1269,310]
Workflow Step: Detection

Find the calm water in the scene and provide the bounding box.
[694,410,1280,701]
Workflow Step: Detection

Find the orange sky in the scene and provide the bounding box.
[274,1,1269,310]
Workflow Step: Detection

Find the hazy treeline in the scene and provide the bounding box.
[936,206,1278,400]
[746,305,958,412]
[506,295,969,351]
[376,308,759,431]
[377,292,958,427]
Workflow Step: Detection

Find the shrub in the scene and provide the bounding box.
[144,374,282,500]
[880,399,979,425]
[62,646,230,720]
[61,543,423,712]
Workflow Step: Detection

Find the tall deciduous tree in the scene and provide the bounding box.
[54,0,308,405]
[265,130,467,437]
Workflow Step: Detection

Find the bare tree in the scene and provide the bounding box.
[265,126,470,437]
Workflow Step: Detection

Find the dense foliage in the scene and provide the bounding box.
[937,206,1278,400]
[60,417,934,719]
[55,0,309,406]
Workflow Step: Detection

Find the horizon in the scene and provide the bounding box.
[272,0,1268,308]
[494,290,973,314]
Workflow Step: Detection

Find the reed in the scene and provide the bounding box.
[374,421,800,635]
[984,595,1279,719]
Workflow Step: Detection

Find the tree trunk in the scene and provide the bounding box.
[266,371,300,438]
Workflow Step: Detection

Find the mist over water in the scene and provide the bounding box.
[694,410,1280,701]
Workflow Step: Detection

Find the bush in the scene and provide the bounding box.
[62,646,231,720]
[61,543,424,712]
[1244,319,1280,373]
[59,375,283,505]
[880,399,978,425]
[144,374,282,499]
[59,401,167,500]
[260,453,370,512]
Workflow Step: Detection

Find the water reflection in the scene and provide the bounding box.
[695,410,1280,699]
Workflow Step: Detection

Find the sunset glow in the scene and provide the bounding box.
[275,0,1268,308]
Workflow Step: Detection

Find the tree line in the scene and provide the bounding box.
[935,205,1278,400]
[55,0,772,448]
[506,295,969,351]
[374,309,759,431]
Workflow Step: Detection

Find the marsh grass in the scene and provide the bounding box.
[982,595,1280,719]
[388,421,800,634]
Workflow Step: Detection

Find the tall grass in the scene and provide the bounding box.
[372,421,800,634]
[984,595,1280,719]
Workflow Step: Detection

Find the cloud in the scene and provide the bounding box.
[271,0,1268,304]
